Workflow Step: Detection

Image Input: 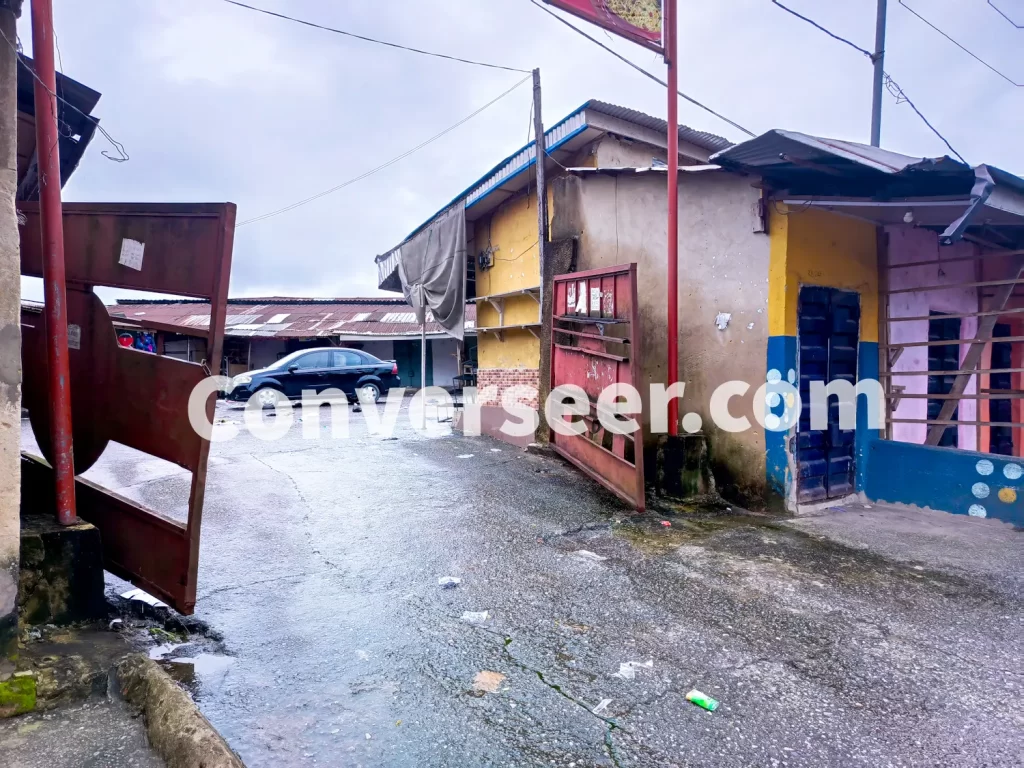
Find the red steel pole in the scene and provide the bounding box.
[665,0,680,436]
[30,0,77,525]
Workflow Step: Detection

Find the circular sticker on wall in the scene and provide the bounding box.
[1003,463,1022,480]
[767,369,782,384]
[968,505,987,518]
[787,369,797,384]
[976,459,994,476]
[972,482,990,499]
[998,487,1017,504]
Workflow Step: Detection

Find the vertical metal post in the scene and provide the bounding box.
[664,0,680,436]
[870,0,887,147]
[31,0,77,524]
[420,319,427,427]
[532,68,547,316]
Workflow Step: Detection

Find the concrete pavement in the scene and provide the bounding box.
[23,400,1024,766]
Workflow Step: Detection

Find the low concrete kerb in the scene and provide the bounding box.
[117,655,245,768]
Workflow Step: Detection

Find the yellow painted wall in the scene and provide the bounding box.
[768,206,878,343]
[472,190,543,369]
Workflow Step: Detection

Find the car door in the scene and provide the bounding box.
[331,349,365,395]
[285,350,331,397]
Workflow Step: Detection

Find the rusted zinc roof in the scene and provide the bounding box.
[107,298,477,340]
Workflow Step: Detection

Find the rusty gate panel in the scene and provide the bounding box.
[20,202,234,614]
[550,263,644,511]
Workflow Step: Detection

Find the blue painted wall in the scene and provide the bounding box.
[765,337,880,502]
[855,341,880,491]
[766,335,796,497]
[865,440,1024,526]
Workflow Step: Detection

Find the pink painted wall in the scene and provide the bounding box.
[887,227,978,449]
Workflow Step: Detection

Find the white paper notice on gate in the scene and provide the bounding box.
[119,238,145,271]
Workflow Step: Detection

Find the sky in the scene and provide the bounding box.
[17,0,1024,303]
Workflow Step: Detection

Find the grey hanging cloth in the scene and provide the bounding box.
[396,203,466,340]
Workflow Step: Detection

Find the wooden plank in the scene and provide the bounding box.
[883,335,1024,349]
[892,419,1024,427]
[884,277,1024,296]
[888,307,1024,323]
[926,263,1024,445]
[887,249,1024,270]
[881,367,1024,377]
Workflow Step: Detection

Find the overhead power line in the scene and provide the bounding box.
[988,0,1023,28]
[770,0,873,57]
[769,0,967,164]
[899,1,1021,87]
[219,0,530,73]
[527,0,756,137]
[236,74,532,227]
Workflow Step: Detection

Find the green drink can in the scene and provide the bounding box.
[685,689,719,712]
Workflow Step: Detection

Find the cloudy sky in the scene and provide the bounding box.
[18,0,1024,303]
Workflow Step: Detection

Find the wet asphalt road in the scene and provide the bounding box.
[25,400,1024,766]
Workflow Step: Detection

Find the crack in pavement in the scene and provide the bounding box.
[250,454,346,572]
[468,623,632,766]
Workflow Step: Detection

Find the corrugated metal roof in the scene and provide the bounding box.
[107,299,476,340]
[585,100,732,153]
[711,129,967,175]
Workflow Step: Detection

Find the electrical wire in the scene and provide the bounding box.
[0,26,129,162]
[898,1,1021,86]
[527,0,756,138]
[236,74,532,227]
[988,0,1023,29]
[219,0,530,73]
[882,74,966,163]
[769,0,966,164]
[770,0,873,57]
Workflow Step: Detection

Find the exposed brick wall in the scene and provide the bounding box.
[477,368,540,410]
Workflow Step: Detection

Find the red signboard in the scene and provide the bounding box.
[544,0,663,51]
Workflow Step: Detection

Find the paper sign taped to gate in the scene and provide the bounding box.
[119,238,145,270]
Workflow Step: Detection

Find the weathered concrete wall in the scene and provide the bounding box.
[0,3,22,674]
[887,226,979,449]
[595,135,668,169]
[563,170,771,500]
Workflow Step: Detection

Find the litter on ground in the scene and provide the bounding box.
[461,610,490,624]
[438,576,461,589]
[472,671,506,694]
[613,660,653,679]
[685,689,720,712]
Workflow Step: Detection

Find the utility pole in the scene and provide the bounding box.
[532,68,547,317]
[870,0,888,147]
[664,0,680,436]
[0,0,24,669]
[31,0,78,524]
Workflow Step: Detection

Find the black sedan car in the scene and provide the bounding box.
[227,347,401,407]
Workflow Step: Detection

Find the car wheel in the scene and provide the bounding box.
[358,383,381,404]
[256,387,285,409]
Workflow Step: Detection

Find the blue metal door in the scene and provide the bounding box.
[797,286,860,503]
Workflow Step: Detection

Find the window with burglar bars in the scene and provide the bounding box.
[879,230,1024,456]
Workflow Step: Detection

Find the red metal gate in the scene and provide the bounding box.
[550,263,645,511]
[20,202,235,614]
